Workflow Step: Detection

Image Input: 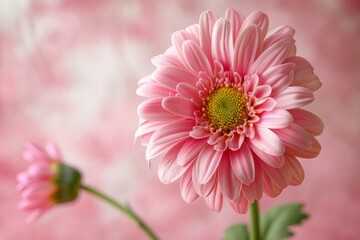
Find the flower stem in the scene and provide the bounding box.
[250,200,261,240]
[80,184,159,240]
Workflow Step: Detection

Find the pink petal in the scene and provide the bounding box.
[262,171,283,198]
[230,192,249,213]
[176,82,198,100]
[264,26,295,50]
[152,66,197,90]
[171,29,199,66]
[286,136,321,159]
[259,63,295,95]
[230,142,255,185]
[253,98,277,113]
[243,73,259,93]
[23,144,49,163]
[182,40,213,76]
[248,140,285,168]
[189,127,212,139]
[192,167,217,197]
[146,139,185,160]
[253,85,272,99]
[22,151,36,163]
[292,71,321,92]
[44,143,61,161]
[228,133,245,151]
[21,184,55,200]
[17,184,28,193]
[272,123,312,150]
[285,56,322,92]
[177,138,208,166]
[136,81,175,98]
[250,127,284,156]
[137,98,180,121]
[240,11,269,39]
[204,179,223,212]
[195,145,223,184]
[218,152,242,200]
[19,180,52,193]
[158,142,189,184]
[135,121,164,139]
[263,29,296,58]
[17,177,44,192]
[185,24,200,41]
[149,119,193,146]
[207,131,223,145]
[289,109,324,136]
[286,154,305,185]
[180,167,199,203]
[242,159,263,202]
[249,40,292,76]
[245,126,255,139]
[213,136,228,152]
[274,86,314,109]
[162,96,197,118]
[225,8,245,43]
[27,163,54,178]
[145,120,192,159]
[233,24,262,76]
[211,18,233,68]
[16,172,28,183]
[261,161,291,189]
[139,133,152,146]
[256,109,293,129]
[199,10,218,65]
[138,74,152,86]
[18,199,51,210]
[151,49,182,68]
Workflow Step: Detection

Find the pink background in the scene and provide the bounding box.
[1,0,359,239]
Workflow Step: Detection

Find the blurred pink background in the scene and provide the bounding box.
[1,0,359,239]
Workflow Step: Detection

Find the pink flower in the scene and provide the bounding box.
[136,9,323,212]
[17,143,82,223]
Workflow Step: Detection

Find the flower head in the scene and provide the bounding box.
[136,9,323,212]
[17,143,82,223]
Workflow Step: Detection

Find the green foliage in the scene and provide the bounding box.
[224,224,249,240]
[260,203,309,240]
[223,203,309,240]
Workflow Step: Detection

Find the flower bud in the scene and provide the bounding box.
[17,143,82,223]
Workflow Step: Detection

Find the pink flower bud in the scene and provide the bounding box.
[17,143,82,223]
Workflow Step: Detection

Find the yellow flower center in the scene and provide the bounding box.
[205,87,248,133]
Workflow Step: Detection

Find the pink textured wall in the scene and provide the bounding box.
[1,0,359,239]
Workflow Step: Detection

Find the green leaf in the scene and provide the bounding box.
[261,203,309,240]
[224,224,249,240]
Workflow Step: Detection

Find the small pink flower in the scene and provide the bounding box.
[17,143,81,223]
[136,9,323,212]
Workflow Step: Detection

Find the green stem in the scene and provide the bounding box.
[80,184,159,240]
[250,200,261,240]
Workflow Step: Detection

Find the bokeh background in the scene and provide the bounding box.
[1,0,359,239]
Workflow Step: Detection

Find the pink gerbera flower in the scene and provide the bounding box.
[17,143,81,223]
[136,9,323,212]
